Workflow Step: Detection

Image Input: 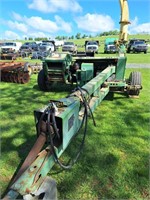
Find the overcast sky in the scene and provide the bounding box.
[0,0,150,40]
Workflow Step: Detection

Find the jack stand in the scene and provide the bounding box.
[23,177,57,200]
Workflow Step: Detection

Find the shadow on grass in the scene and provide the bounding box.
[50,94,149,199]
[1,76,149,199]
[33,83,74,93]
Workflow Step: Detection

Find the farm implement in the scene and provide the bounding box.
[0,62,30,84]
[2,52,142,200]
[37,52,142,96]
[2,0,142,199]
[1,53,18,60]
[0,61,42,84]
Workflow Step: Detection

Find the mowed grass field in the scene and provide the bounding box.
[0,66,149,199]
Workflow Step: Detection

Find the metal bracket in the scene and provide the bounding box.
[23,176,57,200]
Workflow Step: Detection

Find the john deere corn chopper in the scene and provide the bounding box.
[37,52,142,96]
[2,1,142,200]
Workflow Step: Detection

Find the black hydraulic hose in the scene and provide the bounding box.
[51,108,60,140]
[47,88,89,170]
[72,92,88,164]
[76,86,96,127]
[82,88,96,127]
[47,109,73,169]
[79,87,90,103]
[38,86,91,170]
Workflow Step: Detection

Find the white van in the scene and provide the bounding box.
[1,42,22,53]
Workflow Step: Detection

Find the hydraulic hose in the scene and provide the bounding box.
[46,87,89,170]
[38,86,94,170]
[37,106,60,142]
[51,107,60,140]
[77,86,96,127]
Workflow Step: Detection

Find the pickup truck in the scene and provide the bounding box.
[19,42,39,52]
[38,42,55,53]
[104,38,118,53]
[1,42,22,53]
[127,39,148,54]
[62,42,77,53]
[85,40,99,54]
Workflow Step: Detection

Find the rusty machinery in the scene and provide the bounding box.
[2,1,142,199]
[0,61,42,84]
[0,62,30,84]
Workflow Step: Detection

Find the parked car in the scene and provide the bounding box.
[85,40,99,54]
[1,42,22,53]
[62,42,77,53]
[127,39,148,54]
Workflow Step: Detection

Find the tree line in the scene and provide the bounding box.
[25,30,120,41]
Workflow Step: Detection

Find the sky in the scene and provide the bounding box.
[0,0,150,40]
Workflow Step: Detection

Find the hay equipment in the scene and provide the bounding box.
[2,1,142,199]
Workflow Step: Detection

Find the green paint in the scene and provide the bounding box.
[115,57,127,81]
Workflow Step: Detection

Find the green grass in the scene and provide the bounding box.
[0,67,149,199]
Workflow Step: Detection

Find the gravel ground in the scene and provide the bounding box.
[126,63,150,68]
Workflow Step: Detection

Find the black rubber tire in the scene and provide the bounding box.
[128,71,142,95]
[129,71,141,86]
[127,48,130,53]
[37,69,47,91]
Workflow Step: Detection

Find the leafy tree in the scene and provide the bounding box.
[28,37,33,40]
[76,33,81,39]
[82,34,88,38]
[99,30,119,36]
[55,36,62,40]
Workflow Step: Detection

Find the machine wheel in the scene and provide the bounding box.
[38,69,47,91]
[128,71,142,96]
[133,48,136,53]
[129,71,141,85]
[127,48,130,53]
